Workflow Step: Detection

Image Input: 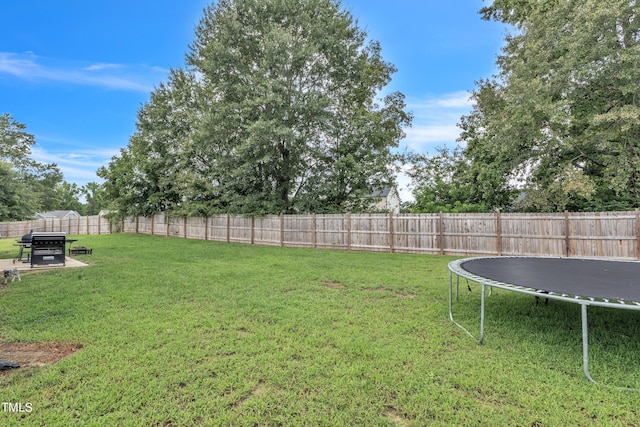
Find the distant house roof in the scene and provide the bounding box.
[35,210,81,220]
[368,187,392,198]
[364,187,401,214]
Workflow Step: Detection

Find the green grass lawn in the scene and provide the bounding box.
[1,234,640,426]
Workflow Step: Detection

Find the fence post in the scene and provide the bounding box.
[439,212,445,256]
[389,212,394,253]
[150,215,155,236]
[346,212,352,251]
[251,216,255,245]
[496,209,502,256]
[205,216,209,241]
[636,208,640,260]
[312,214,317,249]
[226,214,230,243]
[280,214,284,247]
[564,210,571,257]
[135,216,139,234]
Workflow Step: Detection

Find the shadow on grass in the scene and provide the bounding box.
[451,284,640,387]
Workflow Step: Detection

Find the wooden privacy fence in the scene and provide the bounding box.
[0,215,112,238]
[121,210,640,260]
[3,211,639,260]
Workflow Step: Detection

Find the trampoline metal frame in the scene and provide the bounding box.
[448,256,640,386]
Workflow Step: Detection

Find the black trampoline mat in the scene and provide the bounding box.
[460,257,640,303]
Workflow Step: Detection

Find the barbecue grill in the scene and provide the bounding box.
[30,232,67,267]
[21,230,33,243]
[13,230,33,263]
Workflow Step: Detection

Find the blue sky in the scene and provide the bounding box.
[0,1,508,201]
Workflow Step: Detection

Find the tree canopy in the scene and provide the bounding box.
[99,0,411,217]
[0,113,64,220]
[410,0,640,213]
[0,113,106,220]
[405,147,490,213]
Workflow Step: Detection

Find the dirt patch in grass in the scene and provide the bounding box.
[233,382,268,408]
[0,342,82,373]
[364,287,416,298]
[325,281,345,290]
[384,406,410,426]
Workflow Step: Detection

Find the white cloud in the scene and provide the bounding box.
[402,91,473,154]
[0,51,166,92]
[409,91,473,110]
[0,51,39,76]
[30,146,118,186]
[404,125,461,145]
[83,62,124,71]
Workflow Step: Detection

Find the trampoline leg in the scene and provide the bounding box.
[479,285,486,344]
[455,275,459,300]
[581,304,597,384]
[448,271,453,319]
[449,271,478,342]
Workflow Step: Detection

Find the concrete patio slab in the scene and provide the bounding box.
[0,257,88,272]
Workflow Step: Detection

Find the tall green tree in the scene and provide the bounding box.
[99,69,202,217]
[458,0,640,212]
[100,0,410,217]
[1,113,37,170]
[55,181,85,213]
[0,161,37,220]
[81,181,107,216]
[406,146,490,213]
[0,113,64,220]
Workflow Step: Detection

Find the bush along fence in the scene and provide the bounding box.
[120,210,640,260]
[3,210,640,260]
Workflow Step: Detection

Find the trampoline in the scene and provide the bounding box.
[448,256,640,386]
